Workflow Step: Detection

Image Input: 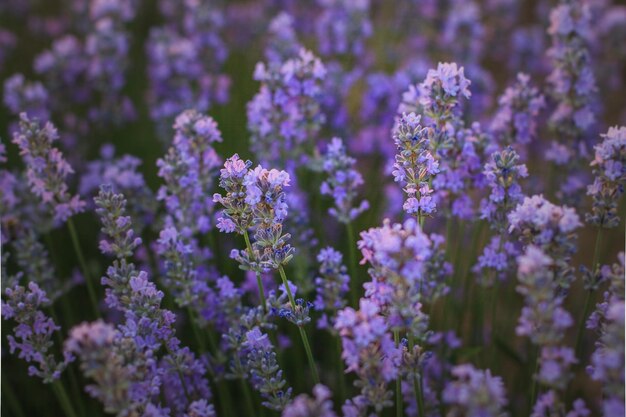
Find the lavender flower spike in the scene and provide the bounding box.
[1,282,71,382]
[443,364,508,417]
[12,113,84,224]
[392,112,439,219]
[314,247,350,329]
[282,384,337,417]
[320,137,369,223]
[587,126,626,228]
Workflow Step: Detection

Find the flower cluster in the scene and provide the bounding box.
[12,114,84,223]
[419,62,471,130]
[315,0,372,58]
[490,73,545,147]
[243,327,292,410]
[508,195,581,289]
[586,126,626,228]
[442,364,508,417]
[314,247,350,329]
[480,147,528,232]
[1,282,70,382]
[359,219,448,335]
[319,137,369,223]
[335,299,400,414]
[392,112,439,218]
[247,49,326,166]
[157,109,223,235]
[282,384,337,417]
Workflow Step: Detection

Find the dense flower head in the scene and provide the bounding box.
[508,195,581,288]
[515,246,573,346]
[1,282,70,382]
[243,327,292,410]
[491,73,545,146]
[282,384,337,417]
[546,0,597,152]
[442,364,508,417]
[315,0,372,58]
[359,218,448,314]
[586,126,626,228]
[266,12,301,64]
[335,299,400,413]
[392,112,439,217]
[248,48,326,165]
[319,137,369,223]
[588,300,625,415]
[473,235,520,286]
[213,154,255,234]
[157,109,222,235]
[12,113,85,224]
[480,147,528,231]
[419,62,471,124]
[3,73,50,121]
[314,247,350,329]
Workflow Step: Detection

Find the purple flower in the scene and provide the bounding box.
[12,114,85,224]
[2,282,70,382]
[315,0,372,58]
[282,384,337,417]
[314,247,350,329]
[442,364,508,417]
[319,137,369,223]
[586,126,626,228]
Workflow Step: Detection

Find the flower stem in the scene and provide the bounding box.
[278,265,320,385]
[67,218,100,318]
[335,335,347,403]
[52,380,78,417]
[243,230,267,314]
[346,222,359,307]
[394,330,403,417]
[408,335,425,417]
[574,228,604,359]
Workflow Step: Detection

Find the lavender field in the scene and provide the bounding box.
[0,0,625,416]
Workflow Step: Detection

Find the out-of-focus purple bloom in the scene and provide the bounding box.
[1,282,71,382]
[509,195,581,289]
[12,114,85,224]
[335,299,400,414]
[442,364,508,417]
[314,247,349,330]
[359,219,449,332]
[265,12,301,64]
[586,126,626,228]
[491,73,545,147]
[588,299,624,415]
[3,74,50,121]
[319,137,369,223]
[420,62,471,125]
[247,49,326,166]
[282,384,337,417]
[473,236,520,286]
[315,0,372,59]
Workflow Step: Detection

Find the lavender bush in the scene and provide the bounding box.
[1,1,625,416]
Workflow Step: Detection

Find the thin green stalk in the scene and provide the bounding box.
[346,222,359,307]
[2,373,26,417]
[394,330,403,417]
[240,379,256,416]
[574,228,604,358]
[186,307,207,353]
[52,380,78,417]
[529,346,540,412]
[335,335,347,403]
[278,265,320,384]
[243,230,267,314]
[67,218,100,318]
[408,336,425,417]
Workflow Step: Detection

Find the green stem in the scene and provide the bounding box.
[52,381,78,417]
[574,228,604,359]
[67,218,100,318]
[240,379,256,416]
[2,373,26,417]
[278,265,320,384]
[243,230,267,314]
[186,307,207,353]
[394,330,403,417]
[408,336,425,417]
[346,222,359,307]
[529,348,540,412]
[335,335,347,403]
